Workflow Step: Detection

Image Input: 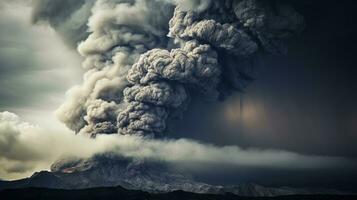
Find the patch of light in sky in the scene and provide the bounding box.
[0,1,83,133]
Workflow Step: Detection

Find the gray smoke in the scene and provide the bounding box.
[31,0,95,47]
[1,111,349,180]
[55,0,174,137]
[55,0,304,137]
[233,0,304,54]
[118,40,219,135]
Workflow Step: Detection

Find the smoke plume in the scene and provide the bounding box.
[54,0,304,137]
[0,111,350,180]
[31,0,94,47]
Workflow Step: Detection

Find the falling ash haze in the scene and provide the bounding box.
[53,0,304,138]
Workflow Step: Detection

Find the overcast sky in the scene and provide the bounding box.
[0,1,83,131]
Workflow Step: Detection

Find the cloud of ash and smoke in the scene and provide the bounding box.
[0,0,310,180]
[2,0,356,187]
[31,0,94,47]
[0,111,349,180]
[31,0,304,138]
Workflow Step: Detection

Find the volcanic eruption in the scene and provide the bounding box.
[53,0,304,138]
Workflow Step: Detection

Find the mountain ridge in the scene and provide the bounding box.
[0,154,353,197]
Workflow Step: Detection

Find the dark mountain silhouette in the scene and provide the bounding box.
[1,186,356,200]
[0,155,353,197]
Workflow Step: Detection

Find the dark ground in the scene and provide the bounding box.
[1,187,356,200]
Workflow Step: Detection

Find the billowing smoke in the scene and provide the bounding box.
[31,0,95,47]
[55,0,174,137]
[54,0,304,137]
[0,111,351,180]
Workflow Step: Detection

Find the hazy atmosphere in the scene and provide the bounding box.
[0,0,356,195]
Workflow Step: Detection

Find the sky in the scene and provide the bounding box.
[0,0,83,132]
[0,0,356,192]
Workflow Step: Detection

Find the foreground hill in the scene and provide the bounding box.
[0,186,356,200]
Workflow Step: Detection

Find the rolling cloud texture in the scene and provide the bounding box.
[35,0,305,137]
[0,111,350,180]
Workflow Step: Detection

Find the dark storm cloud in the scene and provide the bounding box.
[31,0,94,47]
[169,0,357,158]
[117,0,303,137]
[56,0,303,137]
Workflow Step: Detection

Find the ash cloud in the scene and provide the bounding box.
[55,0,174,137]
[0,111,351,181]
[31,0,94,47]
[1,0,356,189]
[0,111,101,179]
[54,0,304,137]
